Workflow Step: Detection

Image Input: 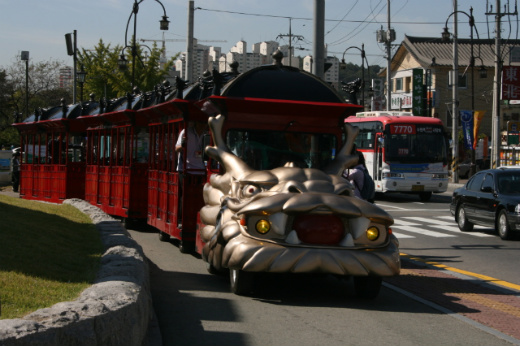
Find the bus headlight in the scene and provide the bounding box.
[255,219,271,234]
[382,172,404,179]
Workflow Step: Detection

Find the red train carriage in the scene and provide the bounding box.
[13,101,89,203]
[79,93,157,224]
[143,74,230,252]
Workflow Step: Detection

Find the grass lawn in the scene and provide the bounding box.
[0,193,102,319]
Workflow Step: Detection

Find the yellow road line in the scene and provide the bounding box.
[400,252,520,292]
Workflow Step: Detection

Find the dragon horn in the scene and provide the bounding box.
[205,114,255,179]
[324,122,360,176]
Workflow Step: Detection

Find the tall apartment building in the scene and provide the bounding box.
[175,40,302,78]
[59,67,73,89]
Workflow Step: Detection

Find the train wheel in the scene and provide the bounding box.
[353,276,382,299]
[230,268,254,295]
[179,241,194,254]
[206,261,220,275]
[158,231,170,242]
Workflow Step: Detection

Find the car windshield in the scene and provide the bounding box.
[497,171,520,194]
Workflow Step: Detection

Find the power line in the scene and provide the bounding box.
[195,6,486,26]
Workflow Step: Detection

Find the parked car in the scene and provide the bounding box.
[458,158,490,179]
[450,167,520,240]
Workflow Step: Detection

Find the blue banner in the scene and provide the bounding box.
[460,110,474,150]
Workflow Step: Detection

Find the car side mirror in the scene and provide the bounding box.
[481,186,493,193]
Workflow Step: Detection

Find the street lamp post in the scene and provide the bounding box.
[65,30,78,103]
[20,51,29,118]
[77,65,87,102]
[442,7,485,179]
[119,0,170,90]
[340,44,369,109]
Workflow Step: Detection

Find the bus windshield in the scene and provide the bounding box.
[384,125,447,164]
[226,129,337,170]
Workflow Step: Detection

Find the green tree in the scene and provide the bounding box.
[0,58,71,149]
[78,38,177,100]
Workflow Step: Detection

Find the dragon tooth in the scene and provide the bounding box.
[340,233,355,247]
[286,230,301,244]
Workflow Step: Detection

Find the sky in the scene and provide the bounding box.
[0,0,515,69]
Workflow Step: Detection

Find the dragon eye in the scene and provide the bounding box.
[242,184,262,198]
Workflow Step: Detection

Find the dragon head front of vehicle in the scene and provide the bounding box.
[199,114,400,277]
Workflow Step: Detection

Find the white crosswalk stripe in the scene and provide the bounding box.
[391,215,496,239]
[430,224,494,237]
[392,225,456,237]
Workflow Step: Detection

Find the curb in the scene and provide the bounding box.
[0,199,154,346]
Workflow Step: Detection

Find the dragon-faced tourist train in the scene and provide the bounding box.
[13,50,400,298]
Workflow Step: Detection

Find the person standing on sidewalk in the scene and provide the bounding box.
[12,152,20,192]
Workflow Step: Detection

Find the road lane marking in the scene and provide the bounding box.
[392,225,456,237]
[392,220,420,226]
[404,216,453,225]
[430,225,495,237]
[391,232,415,239]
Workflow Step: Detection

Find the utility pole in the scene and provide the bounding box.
[376,0,395,111]
[452,0,459,183]
[486,0,517,168]
[277,18,304,68]
[313,0,325,79]
[186,0,194,82]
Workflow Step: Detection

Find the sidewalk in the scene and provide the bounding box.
[0,185,19,198]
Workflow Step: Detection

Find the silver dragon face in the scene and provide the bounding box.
[199,114,400,277]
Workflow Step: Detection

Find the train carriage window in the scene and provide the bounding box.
[226,129,337,170]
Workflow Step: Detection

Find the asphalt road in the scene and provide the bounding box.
[128,190,520,346]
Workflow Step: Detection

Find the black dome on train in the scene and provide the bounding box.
[222,55,344,103]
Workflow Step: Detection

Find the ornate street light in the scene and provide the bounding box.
[119,0,170,90]
[77,65,87,102]
[340,43,369,109]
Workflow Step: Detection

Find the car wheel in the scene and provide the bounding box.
[457,205,474,232]
[497,210,512,240]
[230,268,254,295]
[353,276,382,299]
[419,192,432,202]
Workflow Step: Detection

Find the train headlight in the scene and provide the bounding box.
[366,226,380,241]
[255,219,271,234]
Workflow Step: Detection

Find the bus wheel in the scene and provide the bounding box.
[419,192,432,202]
[353,276,382,299]
[158,231,170,242]
[230,268,254,295]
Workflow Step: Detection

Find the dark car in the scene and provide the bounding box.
[450,167,520,240]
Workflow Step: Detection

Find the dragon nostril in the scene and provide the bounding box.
[288,186,301,193]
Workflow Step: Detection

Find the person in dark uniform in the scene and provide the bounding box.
[12,152,20,192]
